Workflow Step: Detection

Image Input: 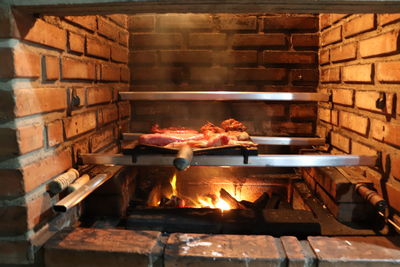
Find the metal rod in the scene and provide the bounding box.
[122,133,326,146]
[119,91,329,102]
[53,168,118,212]
[80,153,377,167]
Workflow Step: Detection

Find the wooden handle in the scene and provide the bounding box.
[173,145,193,171]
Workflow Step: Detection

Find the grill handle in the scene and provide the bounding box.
[173,145,193,171]
[355,183,388,216]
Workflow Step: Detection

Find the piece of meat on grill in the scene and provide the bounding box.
[200,122,225,134]
[151,124,199,134]
[139,133,204,146]
[221,118,247,132]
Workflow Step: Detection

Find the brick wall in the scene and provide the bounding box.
[317,14,400,212]
[128,14,318,136]
[0,8,130,265]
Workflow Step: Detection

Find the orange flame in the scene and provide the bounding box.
[195,192,231,211]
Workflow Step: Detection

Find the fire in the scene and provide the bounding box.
[170,172,178,196]
[195,193,231,211]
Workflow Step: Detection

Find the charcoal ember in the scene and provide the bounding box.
[159,197,170,207]
[164,196,185,208]
[239,200,254,209]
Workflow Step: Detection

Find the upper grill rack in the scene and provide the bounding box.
[78,90,377,168]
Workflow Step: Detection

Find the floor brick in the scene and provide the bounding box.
[165,233,285,266]
[45,228,165,267]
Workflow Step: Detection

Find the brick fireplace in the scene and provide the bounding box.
[1,1,400,266]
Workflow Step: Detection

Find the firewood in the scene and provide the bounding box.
[219,188,245,209]
[265,193,281,209]
[253,192,270,210]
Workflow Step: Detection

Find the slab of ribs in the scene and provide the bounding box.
[139,119,257,149]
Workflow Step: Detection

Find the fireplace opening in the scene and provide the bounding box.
[2,5,400,265]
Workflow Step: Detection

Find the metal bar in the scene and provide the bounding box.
[53,167,119,212]
[122,133,326,146]
[119,91,329,102]
[80,153,377,167]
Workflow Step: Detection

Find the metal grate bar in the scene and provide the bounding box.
[80,153,376,167]
[119,91,329,101]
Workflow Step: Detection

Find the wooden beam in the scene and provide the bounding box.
[9,0,400,15]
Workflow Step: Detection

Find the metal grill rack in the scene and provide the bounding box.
[79,91,377,168]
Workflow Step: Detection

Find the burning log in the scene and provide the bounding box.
[219,188,245,209]
[253,192,270,210]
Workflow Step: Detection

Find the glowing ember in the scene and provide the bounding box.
[215,198,230,211]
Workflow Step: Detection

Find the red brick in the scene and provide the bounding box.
[118,101,130,119]
[355,91,385,113]
[330,42,357,62]
[131,67,183,82]
[292,34,318,48]
[67,32,84,54]
[190,67,227,83]
[120,67,130,82]
[128,15,155,31]
[107,14,127,28]
[131,33,182,49]
[111,46,128,63]
[86,38,110,59]
[344,14,375,37]
[291,69,318,84]
[24,19,66,50]
[216,50,257,65]
[61,57,96,80]
[264,16,318,32]
[321,26,342,46]
[232,68,287,81]
[218,15,256,31]
[376,61,400,83]
[371,119,400,147]
[188,33,227,48]
[101,64,120,81]
[360,31,399,58]
[160,50,212,65]
[290,104,316,118]
[64,112,96,139]
[17,124,43,154]
[379,14,400,26]
[15,88,67,117]
[90,126,115,152]
[318,108,331,123]
[319,49,330,65]
[43,55,59,81]
[331,110,339,125]
[98,105,118,126]
[331,132,350,153]
[270,121,313,135]
[129,51,156,65]
[47,120,64,147]
[64,16,97,31]
[351,141,377,156]
[330,14,348,24]
[159,14,212,30]
[87,87,113,105]
[0,47,40,78]
[340,111,369,135]
[332,88,353,106]
[342,64,372,83]
[263,51,316,64]
[23,149,72,192]
[320,67,340,83]
[391,153,400,180]
[98,17,119,41]
[232,33,286,48]
[320,14,331,30]
[119,31,129,47]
